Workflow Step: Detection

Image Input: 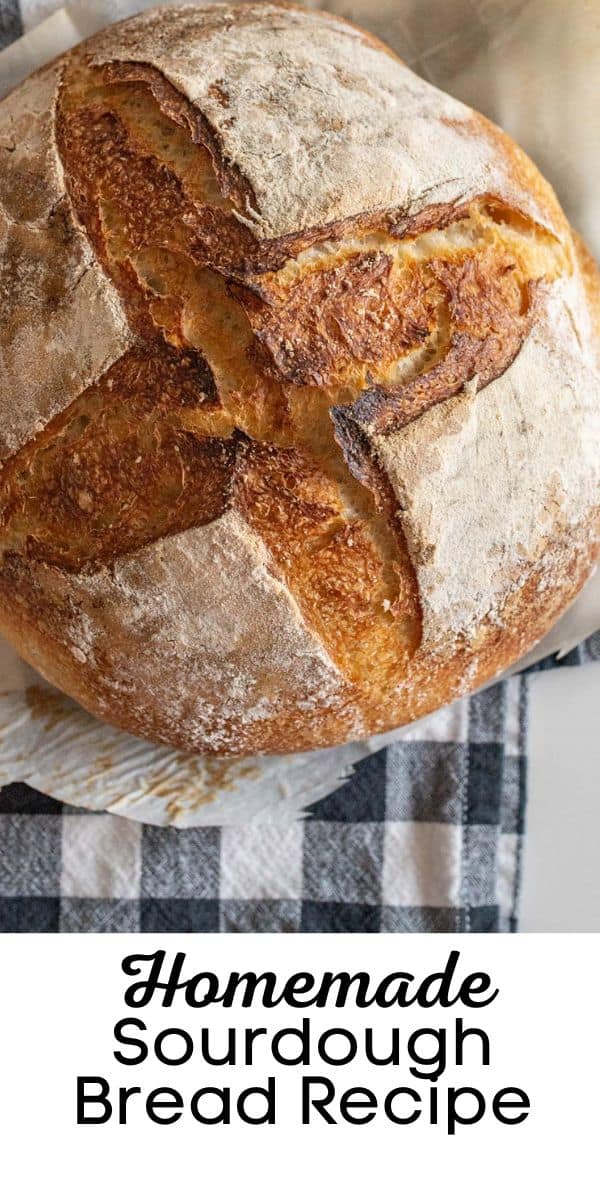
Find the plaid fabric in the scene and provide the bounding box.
[0,677,531,933]
[526,632,600,672]
[0,0,599,934]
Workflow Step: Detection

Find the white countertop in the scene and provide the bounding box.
[520,660,600,931]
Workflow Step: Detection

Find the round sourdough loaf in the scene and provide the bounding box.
[0,3,599,756]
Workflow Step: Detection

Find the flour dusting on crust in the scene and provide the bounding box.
[0,64,133,461]
[376,274,600,642]
[38,510,363,753]
[88,3,557,241]
[0,4,598,758]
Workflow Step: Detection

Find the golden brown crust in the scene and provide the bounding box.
[0,4,599,757]
[0,517,595,757]
[233,438,421,698]
[333,271,538,440]
[0,346,234,571]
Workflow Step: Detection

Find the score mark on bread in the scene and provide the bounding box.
[0,4,598,755]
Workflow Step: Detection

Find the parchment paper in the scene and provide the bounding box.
[1,0,598,825]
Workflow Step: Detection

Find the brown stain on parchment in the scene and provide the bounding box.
[164,758,261,820]
[25,682,260,819]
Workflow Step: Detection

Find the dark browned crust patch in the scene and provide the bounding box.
[332,266,539,437]
[0,346,236,571]
[233,251,435,388]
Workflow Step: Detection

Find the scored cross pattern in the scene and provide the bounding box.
[0,0,598,936]
[0,54,565,741]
